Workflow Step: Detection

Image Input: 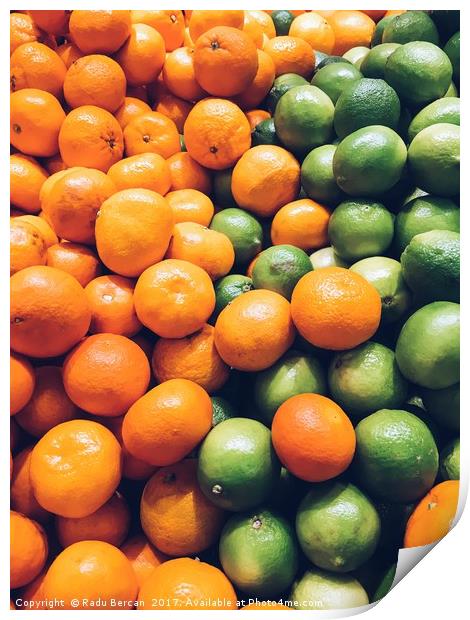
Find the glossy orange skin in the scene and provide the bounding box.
[10,154,49,213]
[163,46,207,102]
[10,219,47,276]
[85,275,142,337]
[166,188,214,226]
[10,42,67,99]
[124,111,181,159]
[69,10,132,54]
[167,152,213,194]
[121,534,169,587]
[232,49,276,110]
[131,10,185,51]
[46,241,102,288]
[189,10,244,41]
[271,198,331,251]
[114,96,152,129]
[326,10,375,55]
[115,23,166,86]
[264,36,315,78]
[107,153,171,195]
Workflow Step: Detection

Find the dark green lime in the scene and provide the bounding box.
[371,16,395,46]
[212,168,238,208]
[211,396,237,426]
[444,31,460,81]
[213,274,254,318]
[251,117,281,147]
[271,10,295,36]
[439,438,459,480]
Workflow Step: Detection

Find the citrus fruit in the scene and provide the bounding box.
[271,10,295,36]
[354,408,439,503]
[274,85,334,153]
[254,352,327,425]
[291,568,369,610]
[342,46,370,68]
[115,23,166,86]
[251,117,281,146]
[10,352,35,415]
[327,10,375,55]
[408,97,460,141]
[444,31,460,81]
[197,417,280,511]
[407,123,460,197]
[382,11,439,45]
[12,448,50,524]
[333,126,407,196]
[371,16,394,46]
[394,195,460,254]
[85,274,141,337]
[271,198,330,251]
[311,62,362,104]
[166,188,214,226]
[289,11,335,54]
[334,78,400,139]
[440,439,460,481]
[212,168,238,208]
[395,301,460,389]
[219,509,298,597]
[188,9,244,42]
[328,199,394,261]
[310,247,349,269]
[10,511,48,589]
[384,41,453,106]
[301,144,344,205]
[315,54,351,71]
[264,36,315,79]
[210,207,263,265]
[291,267,382,350]
[350,257,411,323]
[68,10,132,54]
[421,383,459,431]
[213,274,254,318]
[252,244,312,299]
[401,230,460,303]
[361,43,401,79]
[266,72,308,113]
[211,396,238,426]
[328,342,408,418]
[296,481,380,572]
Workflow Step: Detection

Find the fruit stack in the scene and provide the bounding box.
[10,9,459,612]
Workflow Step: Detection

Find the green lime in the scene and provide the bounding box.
[251,117,281,147]
[354,409,439,502]
[274,84,334,153]
[291,569,369,610]
[266,73,308,114]
[342,46,370,69]
[384,41,453,106]
[395,301,460,389]
[210,207,263,265]
[400,230,460,303]
[271,10,295,36]
[219,509,298,597]
[212,168,238,208]
[350,257,411,324]
[310,246,349,269]
[311,62,362,104]
[334,78,401,139]
[333,126,407,196]
[421,383,459,431]
[211,396,237,426]
[301,144,344,205]
[197,417,281,511]
[316,55,352,71]
[313,51,328,70]
[445,81,459,97]
[372,564,396,602]
[408,123,460,197]
[296,482,380,573]
[254,351,327,424]
[328,199,394,261]
[439,438,460,481]
[382,11,439,45]
[444,31,460,81]
[179,134,186,151]
[408,97,460,141]
[394,195,460,254]
[361,43,401,79]
[371,16,395,46]
[252,244,313,299]
[328,342,408,418]
[213,274,254,318]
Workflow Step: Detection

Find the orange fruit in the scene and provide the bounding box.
[28,10,71,35]
[167,151,212,194]
[59,105,124,172]
[243,12,264,48]
[121,535,168,588]
[12,177,47,217]
[291,267,382,350]
[10,266,91,358]
[214,289,295,371]
[141,459,226,556]
[63,333,150,416]
[10,89,65,157]
[131,10,185,51]
[138,557,237,610]
[95,188,174,278]
[154,90,193,133]
[10,12,41,55]
[42,540,138,609]
[10,219,47,275]
[189,10,244,41]
[184,98,251,170]
[115,23,166,86]
[123,111,180,159]
[166,221,235,280]
[107,152,171,195]
[404,480,460,548]
[166,188,214,226]
[163,46,207,102]
[231,145,300,217]
[63,54,126,112]
[10,510,48,589]
[134,259,215,338]
[246,108,271,130]
[46,241,102,287]
[15,366,79,438]
[326,10,375,55]
[271,198,331,251]
[122,378,212,466]
[69,10,132,54]
[10,42,67,99]
[85,274,142,337]
[10,352,35,415]
[42,151,67,174]
[11,447,51,523]
[264,36,315,78]
[30,419,122,518]
[114,96,152,129]
[289,11,335,53]
[15,214,58,248]
[246,10,276,39]
[38,167,73,205]
[272,393,356,482]
[193,26,259,97]
[42,167,117,244]
[152,323,229,393]
[233,49,276,110]
[56,491,130,548]
[56,41,83,68]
